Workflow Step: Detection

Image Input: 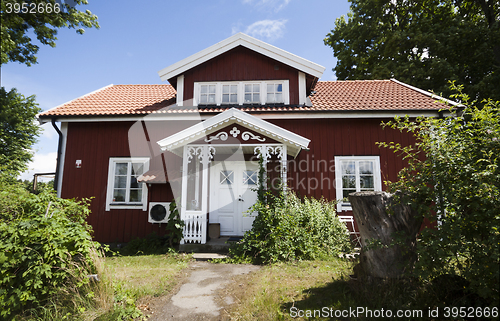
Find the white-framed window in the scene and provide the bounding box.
[200,84,216,104]
[334,156,382,212]
[244,83,260,104]
[222,84,238,104]
[194,80,289,106]
[106,157,149,211]
[266,83,283,103]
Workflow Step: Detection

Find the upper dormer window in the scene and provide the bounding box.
[267,83,283,103]
[222,84,238,104]
[194,80,289,106]
[244,84,261,104]
[200,84,216,104]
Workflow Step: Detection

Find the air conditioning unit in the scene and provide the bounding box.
[148,202,170,224]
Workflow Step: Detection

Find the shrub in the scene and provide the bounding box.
[380,84,500,301]
[0,179,100,319]
[229,191,352,264]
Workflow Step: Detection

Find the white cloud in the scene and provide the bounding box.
[243,0,291,12]
[244,19,288,42]
[19,152,57,182]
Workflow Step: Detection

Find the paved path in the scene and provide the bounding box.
[148,261,260,320]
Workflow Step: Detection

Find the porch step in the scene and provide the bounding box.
[192,253,229,261]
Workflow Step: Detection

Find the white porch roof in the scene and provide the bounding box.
[157,108,310,157]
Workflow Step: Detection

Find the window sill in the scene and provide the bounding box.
[108,204,143,210]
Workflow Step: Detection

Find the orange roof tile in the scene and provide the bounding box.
[310,80,445,111]
[40,84,177,117]
[38,80,449,118]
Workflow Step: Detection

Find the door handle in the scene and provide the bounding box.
[238,195,244,202]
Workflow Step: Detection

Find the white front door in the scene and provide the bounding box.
[209,161,259,236]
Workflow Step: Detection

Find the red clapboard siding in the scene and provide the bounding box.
[182,46,300,104]
[60,120,196,243]
[269,118,414,200]
[60,117,416,242]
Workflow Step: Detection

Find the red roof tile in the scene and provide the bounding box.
[39,80,449,118]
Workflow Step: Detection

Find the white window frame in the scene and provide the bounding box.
[266,82,284,103]
[221,83,238,104]
[244,83,261,104]
[106,157,149,211]
[193,80,289,106]
[334,156,382,212]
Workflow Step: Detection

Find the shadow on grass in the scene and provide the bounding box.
[281,275,495,320]
[104,232,178,257]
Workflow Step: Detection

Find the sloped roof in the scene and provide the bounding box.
[158,33,325,81]
[38,79,452,120]
[40,84,177,117]
[310,79,454,110]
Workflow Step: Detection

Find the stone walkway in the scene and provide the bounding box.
[148,261,260,320]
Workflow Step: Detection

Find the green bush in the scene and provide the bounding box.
[229,191,352,264]
[0,179,100,319]
[380,84,500,302]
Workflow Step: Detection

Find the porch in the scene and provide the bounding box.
[155,108,310,245]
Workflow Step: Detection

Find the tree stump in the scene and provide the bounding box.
[349,191,422,279]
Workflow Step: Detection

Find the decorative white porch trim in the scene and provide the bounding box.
[254,144,288,192]
[178,142,288,244]
[157,108,310,157]
[205,126,266,143]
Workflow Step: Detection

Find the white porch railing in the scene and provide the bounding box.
[181,214,207,244]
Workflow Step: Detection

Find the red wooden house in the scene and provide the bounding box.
[38,33,452,244]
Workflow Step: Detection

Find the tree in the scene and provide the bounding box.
[0,0,98,179]
[324,0,500,102]
[0,87,41,179]
[380,84,499,301]
[1,0,99,66]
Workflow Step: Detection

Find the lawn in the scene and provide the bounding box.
[219,257,357,320]
[104,253,191,298]
[89,252,192,321]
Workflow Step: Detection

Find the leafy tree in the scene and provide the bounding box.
[324,0,500,102]
[1,0,99,66]
[0,0,98,179]
[0,87,42,179]
[380,83,499,301]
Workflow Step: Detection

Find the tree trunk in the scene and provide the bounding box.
[349,191,422,279]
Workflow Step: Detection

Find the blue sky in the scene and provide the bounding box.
[1,0,351,181]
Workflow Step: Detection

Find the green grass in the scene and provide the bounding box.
[93,253,192,321]
[104,253,191,298]
[221,256,497,321]
[220,257,355,320]
[17,252,192,321]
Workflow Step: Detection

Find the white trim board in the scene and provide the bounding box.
[157,108,310,157]
[390,79,462,107]
[157,33,325,81]
[41,110,445,123]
